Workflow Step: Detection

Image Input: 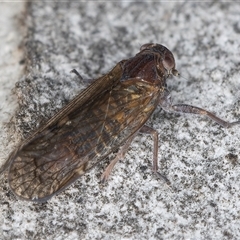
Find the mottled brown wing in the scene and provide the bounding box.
[8,70,162,202]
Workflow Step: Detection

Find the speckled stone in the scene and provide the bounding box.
[1,2,240,239]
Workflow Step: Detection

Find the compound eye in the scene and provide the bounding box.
[162,52,175,72]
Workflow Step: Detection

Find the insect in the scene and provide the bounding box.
[1,43,239,202]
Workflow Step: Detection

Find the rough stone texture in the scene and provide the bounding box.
[1,2,240,239]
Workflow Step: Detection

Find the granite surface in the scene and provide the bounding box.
[1,2,240,239]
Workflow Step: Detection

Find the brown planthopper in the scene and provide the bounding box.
[1,43,239,202]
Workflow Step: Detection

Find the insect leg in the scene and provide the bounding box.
[170,105,240,128]
[139,125,158,173]
[139,126,170,183]
[70,69,83,80]
[159,91,240,128]
[70,68,95,85]
[101,133,137,182]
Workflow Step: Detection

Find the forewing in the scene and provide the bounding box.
[8,75,161,202]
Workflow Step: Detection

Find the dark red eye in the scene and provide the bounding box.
[162,52,175,71]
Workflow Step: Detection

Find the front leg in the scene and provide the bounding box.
[159,90,240,128]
